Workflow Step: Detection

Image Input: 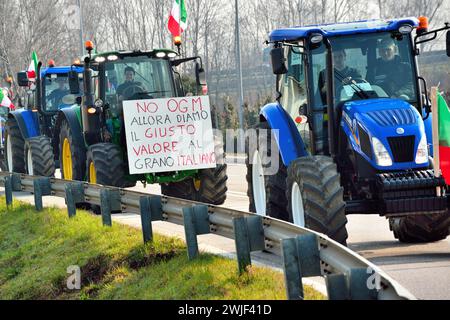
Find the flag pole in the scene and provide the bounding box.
[431,86,441,196]
[235,0,245,151]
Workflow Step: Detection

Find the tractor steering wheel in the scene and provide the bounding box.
[121,83,146,100]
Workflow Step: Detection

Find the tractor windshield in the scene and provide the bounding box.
[310,32,418,108]
[43,74,83,112]
[104,56,175,104]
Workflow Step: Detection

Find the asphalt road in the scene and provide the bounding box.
[1,161,449,299]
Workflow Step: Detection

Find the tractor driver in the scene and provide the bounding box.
[372,38,414,100]
[47,78,69,110]
[117,66,145,100]
[318,49,362,104]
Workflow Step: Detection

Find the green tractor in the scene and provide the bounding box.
[54,42,227,205]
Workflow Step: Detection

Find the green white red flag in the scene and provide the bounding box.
[168,0,187,37]
[0,88,15,110]
[437,91,450,184]
[27,51,38,81]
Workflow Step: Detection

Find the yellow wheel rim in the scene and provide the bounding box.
[194,179,201,191]
[89,161,97,184]
[62,138,73,180]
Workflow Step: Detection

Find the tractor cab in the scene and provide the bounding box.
[247,17,450,244]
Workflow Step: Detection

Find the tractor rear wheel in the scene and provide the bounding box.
[24,136,55,177]
[286,156,348,245]
[389,213,450,243]
[59,119,85,181]
[5,118,25,173]
[246,121,289,221]
[86,143,135,188]
[161,136,228,205]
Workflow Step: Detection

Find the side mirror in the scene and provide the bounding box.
[68,71,80,94]
[195,62,207,86]
[270,47,288,75]
[446,30,450,57]
[17,72,29,87]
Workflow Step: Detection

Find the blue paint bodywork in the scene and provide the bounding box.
[260,103,309,167]
[341,98,428,171]
[8,66,83,140]
[269,18,419,42]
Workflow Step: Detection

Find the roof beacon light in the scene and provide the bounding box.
[85,40,94,52]
[417,16,429,35]
[174,36,182,47]
[48,59,55,67]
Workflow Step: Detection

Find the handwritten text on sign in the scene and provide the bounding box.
[123,96,216,175]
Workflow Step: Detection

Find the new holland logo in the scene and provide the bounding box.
[396,128,405,135]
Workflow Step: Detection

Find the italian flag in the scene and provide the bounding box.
[27,51,38,81]
[168,0,187,37]
[0,89,15,110]
[437,91,450,184]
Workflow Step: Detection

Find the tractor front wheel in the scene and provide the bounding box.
[24,136,55,177]
[59,120,85,181]
[86,143,135,188]
[389,213,450,243]
[286,156,348,245]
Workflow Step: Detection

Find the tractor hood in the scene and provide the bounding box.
[341,98,428,171]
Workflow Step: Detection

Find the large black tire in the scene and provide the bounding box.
[24,136,55,177]
[4,118,25,173]
[86,143,135,188]
[246,121,289,220]
[59,119,86,181]
[161,137,228,205]
[286,156,348,245]
[389,213,450,243]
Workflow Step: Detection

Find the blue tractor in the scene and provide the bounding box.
[4,62,83,176]
[246,17,450,244]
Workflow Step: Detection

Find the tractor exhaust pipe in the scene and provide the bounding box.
[81,56,101,145]
[324,38,337,157]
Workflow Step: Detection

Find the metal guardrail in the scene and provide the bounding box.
[0,171,416,300]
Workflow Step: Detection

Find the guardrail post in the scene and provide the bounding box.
[33,178,52,212]
[11,173,22,192]
[349,268,378,300]
[325,274,349,300]
[65,183,85,218]
[325,269,378,300]
[182,205,211,260]
[139,195,163,243]
[281,234,322,300]
[100,189,112,227]
[4,175,13,207]
[232,216,265,274]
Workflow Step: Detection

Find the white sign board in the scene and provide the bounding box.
[123,96,216,175]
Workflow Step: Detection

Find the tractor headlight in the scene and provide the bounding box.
[415,135,429,164]
[372,137,393,167]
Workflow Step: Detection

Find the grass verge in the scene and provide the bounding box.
[0,197,324,300]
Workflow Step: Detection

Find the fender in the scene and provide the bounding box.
[8,110,40,139]
[54,105,86,158]
[260,103,308,167]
